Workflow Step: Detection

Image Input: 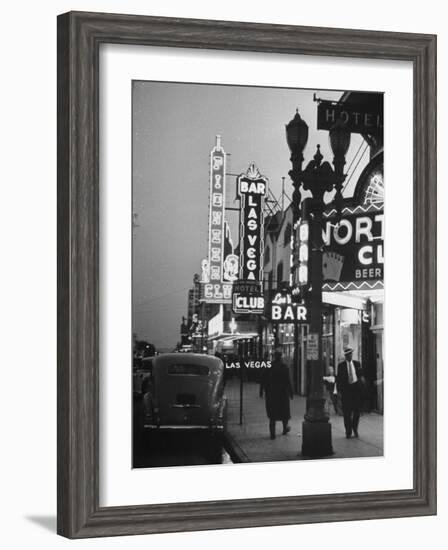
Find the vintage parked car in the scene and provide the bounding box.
[138,353,227,433]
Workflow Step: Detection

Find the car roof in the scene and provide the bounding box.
[153,353,223,368]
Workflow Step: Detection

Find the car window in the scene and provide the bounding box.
[167,364,210,376]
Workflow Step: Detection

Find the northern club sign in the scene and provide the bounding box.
[237,163,267,283]
[322,204,384,285]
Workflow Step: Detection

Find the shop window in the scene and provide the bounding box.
[336,307,363,363]
[322,309,334,374]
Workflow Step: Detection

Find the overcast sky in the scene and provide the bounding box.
[132,81,368,350]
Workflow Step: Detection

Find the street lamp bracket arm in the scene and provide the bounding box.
[301,160,337,196]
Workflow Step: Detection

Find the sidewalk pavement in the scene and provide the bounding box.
[224,377,383,462]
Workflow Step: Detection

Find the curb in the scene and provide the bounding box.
[222,430,250,463]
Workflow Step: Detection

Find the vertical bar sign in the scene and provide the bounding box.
[208,135,226,284]
[237,163,268,282]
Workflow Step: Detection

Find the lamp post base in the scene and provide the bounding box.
[301,420,333,458]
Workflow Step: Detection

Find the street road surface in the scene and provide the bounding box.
[133,431,233,468]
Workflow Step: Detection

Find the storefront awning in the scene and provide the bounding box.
[323,291,367,310]
[323,287,384,310]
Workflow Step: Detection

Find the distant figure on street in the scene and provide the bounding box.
[336,347,365,438]
[323,366,338,415]
[260,348,293,439]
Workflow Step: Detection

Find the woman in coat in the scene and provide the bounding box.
[260,348,294,439]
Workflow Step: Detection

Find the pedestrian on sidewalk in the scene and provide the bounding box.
[323,366,338,415]
[260,348,293,439]
[336,347,365,438]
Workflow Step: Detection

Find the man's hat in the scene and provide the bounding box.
[343,346,354,355]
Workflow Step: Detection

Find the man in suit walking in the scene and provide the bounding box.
[336,346,365,438]
[260,348,294,440]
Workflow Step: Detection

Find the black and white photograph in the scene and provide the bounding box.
[1,0,442,545]
[132,81,384,468]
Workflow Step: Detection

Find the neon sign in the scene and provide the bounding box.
[267,290,308,323]
[237,163,267,283]
[292,219,310,288]
[201,283,232,301]
[322,207,384,283]
[232,163,267,314]
[208,136,226,282]
[200,136,233,304]
[270,302,308,323]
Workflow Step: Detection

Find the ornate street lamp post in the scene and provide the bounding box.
[286,110,309,224]
[286,110,350,457]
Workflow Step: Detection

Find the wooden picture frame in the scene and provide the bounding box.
[57,11,437,538]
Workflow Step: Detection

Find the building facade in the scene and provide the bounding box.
[182,91,384,412]
[262,91,384,411]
